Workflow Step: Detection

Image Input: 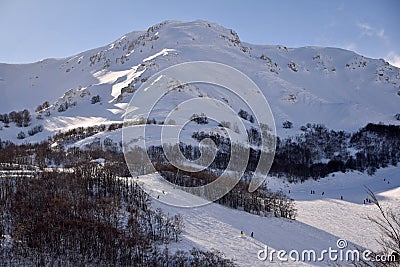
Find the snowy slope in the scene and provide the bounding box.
[1,20,399,144]
[144,166,400,266]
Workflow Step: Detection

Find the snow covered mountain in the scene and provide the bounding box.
[0,20,399,144]
[1,20,400,267]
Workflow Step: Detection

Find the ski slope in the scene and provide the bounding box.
[139,166,400,266]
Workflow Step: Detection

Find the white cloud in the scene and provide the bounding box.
[356,22,386,40]
[377,29,385,38]
[357,22,373,32]
[386,51,400,68]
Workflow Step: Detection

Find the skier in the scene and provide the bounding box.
[250,232,254,238]
[340,195,343,200]
[322,192,325,196]
[240,230,244,237]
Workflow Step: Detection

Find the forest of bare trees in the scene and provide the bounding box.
[0,139,235,266]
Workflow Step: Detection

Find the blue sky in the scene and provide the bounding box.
[0,0,399,66]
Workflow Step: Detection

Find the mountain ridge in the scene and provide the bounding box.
[0,20,399,144]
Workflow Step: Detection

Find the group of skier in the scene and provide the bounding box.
[240,230,254,238]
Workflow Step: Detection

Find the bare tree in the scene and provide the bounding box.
[365,187,400,266]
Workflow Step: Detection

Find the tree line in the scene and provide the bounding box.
[0,109,31,127]
[143,143,296,220]
[271,123,400,181]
